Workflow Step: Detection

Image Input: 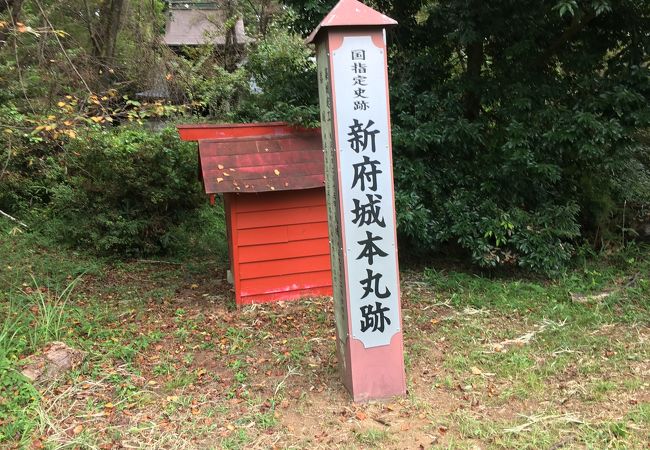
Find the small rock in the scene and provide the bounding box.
[21,342,87,383]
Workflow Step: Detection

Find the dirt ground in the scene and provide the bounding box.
[8,258,643,450]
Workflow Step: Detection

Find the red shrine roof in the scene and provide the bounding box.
[306,0,397,44]
[197,129,325,194]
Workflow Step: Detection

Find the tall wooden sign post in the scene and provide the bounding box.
[308,0,406,402]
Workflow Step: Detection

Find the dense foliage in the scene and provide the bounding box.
[1,0,649,273]
[284,0,650,273]
[0,116,214,255]
[43,128,205,256]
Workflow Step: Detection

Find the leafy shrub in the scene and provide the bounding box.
[170,49,252,120]
[0,105,69,212]
[0,357,39,444]
[0,295,38,445]
[241,27,319,126]
[41,127,205,256]
[391,82,648,274]
[280,0,650,275]
[163,28,319,126]
[163,202,228,261]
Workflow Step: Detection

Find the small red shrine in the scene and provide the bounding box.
[177,123,333,305]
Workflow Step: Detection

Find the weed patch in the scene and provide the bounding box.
[1,225,648,448]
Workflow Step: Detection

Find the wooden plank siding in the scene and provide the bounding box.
[228,188,333,304]
[178,123,332,306]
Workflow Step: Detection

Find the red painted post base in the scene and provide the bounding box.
[337,333,406,402]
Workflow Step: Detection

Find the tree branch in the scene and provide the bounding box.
[0,209,28,228]
[535,10,597,67]
[82,0,102,57]
[34,0,94,97]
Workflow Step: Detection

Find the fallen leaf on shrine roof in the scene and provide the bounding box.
[217,178,224,183]
[274,169,280,176]
[223,172,230,176]
[218,164,224,169]
[270,186,275,190]
[230,168,236,171]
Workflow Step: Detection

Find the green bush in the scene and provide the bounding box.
[0,357,39,444]
[281,0,650,275]
[163,202,228,261]
[41,127,205,256]
[0,293,39,445]
[240,27,319,126]
[0,105,68,212]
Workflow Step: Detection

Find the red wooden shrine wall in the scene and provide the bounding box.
[178,122,333,306]
[225,188,332,304]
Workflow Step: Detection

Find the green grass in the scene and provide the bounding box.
[1,221,648,448]
[354,428,391,445]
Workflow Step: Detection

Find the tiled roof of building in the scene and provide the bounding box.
[163,8,254,46]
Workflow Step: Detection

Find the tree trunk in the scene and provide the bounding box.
[534,10,596,68]
[463,39,483,121]
[89,0,126,66]
[223,0,239,72]
[0,0,23,19]
[0,0,25,46]
[100,0,125,63]
[257,0,275,37]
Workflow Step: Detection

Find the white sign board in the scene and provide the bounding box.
[332,35,399,348]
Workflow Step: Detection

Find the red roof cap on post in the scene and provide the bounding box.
[305,0,397,44]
